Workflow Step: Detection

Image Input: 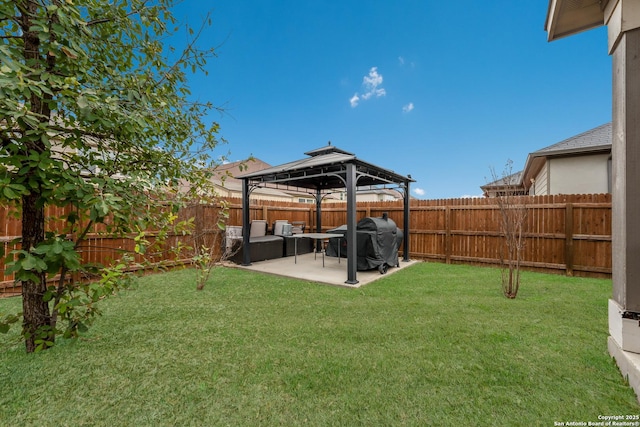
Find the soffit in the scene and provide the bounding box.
[546,0,607,41]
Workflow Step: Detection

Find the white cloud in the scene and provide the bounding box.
[363,67,383,90]
[349,94,360,108]
[413,187,425,196]
[398,56,416,68]
[349,67,386,107]
[402,102,414,113]
[362,67,385,99]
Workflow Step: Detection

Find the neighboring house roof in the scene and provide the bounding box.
[212,159,293,199]
[483,171,523,188]
[212,158,341,201]
[212,176,293,199]
[530,122,611,156]
[480,123,612,196]
[216,158,272,177]
[480,171,524,195]
[521,122,611,189]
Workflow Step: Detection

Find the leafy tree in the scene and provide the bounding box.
[0,0,223,352]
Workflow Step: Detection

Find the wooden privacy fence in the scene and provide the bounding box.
[0,204,204,296]
[222,193,611,278]
[403,194,611,277]
[0,193,612,295]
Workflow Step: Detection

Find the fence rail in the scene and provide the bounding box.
[1,193,612,295]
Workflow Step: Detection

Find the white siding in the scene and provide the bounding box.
[534,162,549,195]
[354,194,380,202]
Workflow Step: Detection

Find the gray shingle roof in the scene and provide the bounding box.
[483,171,523,188]
[532,122,611,156]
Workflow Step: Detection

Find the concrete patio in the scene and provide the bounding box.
[229,252,419,288]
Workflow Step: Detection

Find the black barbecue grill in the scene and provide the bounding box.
[326,214,403,274]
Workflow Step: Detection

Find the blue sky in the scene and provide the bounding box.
[174,1,611,199]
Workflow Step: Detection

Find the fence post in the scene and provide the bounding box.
[565,203,574,276]
[193,204,204,254]
[445,206,451,264]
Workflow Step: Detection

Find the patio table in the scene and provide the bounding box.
[292,233,343,266]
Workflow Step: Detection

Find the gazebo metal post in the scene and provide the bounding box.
[241,179,251,266]
[345,163,358,284]
[315,188,322,233]
[315,187,322,252]
[403,180,411,262]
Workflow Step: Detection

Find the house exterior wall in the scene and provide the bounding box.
[533,162,549,195]
[246,193,293,203]
[213,184,294,203]
[295,197,315,204]
[355,193,396,202]
[332,191,399,203]
[544,153,610,195]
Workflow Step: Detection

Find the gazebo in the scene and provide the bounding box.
[237,143,415,285]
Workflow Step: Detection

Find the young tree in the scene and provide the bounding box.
[489,161,528,299]
[0,0,223,352]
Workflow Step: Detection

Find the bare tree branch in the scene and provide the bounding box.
[153,11,213,88]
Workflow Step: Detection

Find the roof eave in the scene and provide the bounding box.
[521,144,611,190]
[532,144,611,157]
[545,0,607,42]
[522,155,546,191]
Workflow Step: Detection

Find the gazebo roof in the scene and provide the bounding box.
[237,143,414,190]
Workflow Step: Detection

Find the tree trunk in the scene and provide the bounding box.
[19,0,54,353]
[21,193,51,353]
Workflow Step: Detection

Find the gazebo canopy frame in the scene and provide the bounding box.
[237,143,415,284]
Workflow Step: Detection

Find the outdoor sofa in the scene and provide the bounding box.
[227,220,312,264]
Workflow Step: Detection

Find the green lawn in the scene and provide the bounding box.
[1,263,638,426]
